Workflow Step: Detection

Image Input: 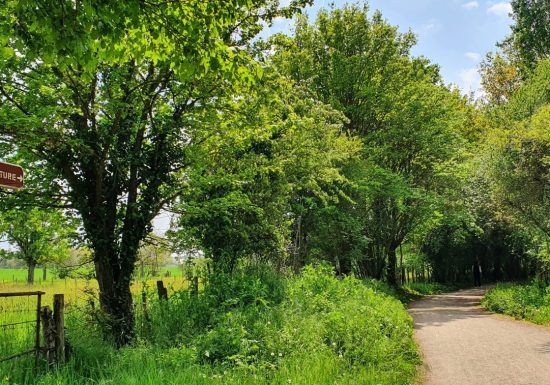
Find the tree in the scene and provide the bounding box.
[490,105,550,239]
[478,58,550,282]
[269,4,467,284]
[505,58,550,120]
[0,207,72,284]
[169,71,360,272]
[0,0,312,344]
[480,52,522,106]
[137,234,171,278]
[508,0,550,70]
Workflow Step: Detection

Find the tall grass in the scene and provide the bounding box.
[1,265,419,385]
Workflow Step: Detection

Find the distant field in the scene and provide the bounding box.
[0,267,190,308]
[0,268,28,283]
[0,266,185,282]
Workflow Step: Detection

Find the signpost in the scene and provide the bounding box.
[0,162,24,190]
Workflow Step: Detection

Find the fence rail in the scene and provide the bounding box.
[0,291,44,364]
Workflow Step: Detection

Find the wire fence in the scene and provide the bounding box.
[0,292,43,364]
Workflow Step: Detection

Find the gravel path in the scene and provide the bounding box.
[408,287,550,385]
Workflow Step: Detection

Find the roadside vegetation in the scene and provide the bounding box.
[2,265,418,385]
[482,282,550,325]
[402,283,456,297]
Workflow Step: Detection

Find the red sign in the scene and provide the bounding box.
[0,162,24,190]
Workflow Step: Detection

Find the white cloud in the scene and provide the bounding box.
[459,68,481,93]
[465,52,481,62]
[418,19,443,37]
[462,1,479,9]
[487,2,512,16]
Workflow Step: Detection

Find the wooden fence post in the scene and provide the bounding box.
[53,294,65,364]
[40,306,55,365]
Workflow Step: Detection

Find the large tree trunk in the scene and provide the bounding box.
[94,255,135,346]
[27,261,36,285]
[387,245,398,286]
[337,255,352,276]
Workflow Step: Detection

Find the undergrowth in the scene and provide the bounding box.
[1,265,419,385]
[401,282,454,298]
[482,281,550,325]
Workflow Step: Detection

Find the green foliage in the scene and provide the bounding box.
[0,207,74,282]
[266,3,469,283]
[506,58,550,119]
[486,79,550,279]
[432,59,550,284]
[169,71,360,270]
[482,282,550,325]
[402,282,454,296]
[0,0,313,342]
[4,266,418,385]
[480,52,522,106]
[508,0,550,71]
[0,0,313,80]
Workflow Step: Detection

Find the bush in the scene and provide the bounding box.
[402,282,454,296]
[9,265,419,385]
[482,282,550,325]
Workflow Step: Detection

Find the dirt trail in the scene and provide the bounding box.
[408,287,550,385]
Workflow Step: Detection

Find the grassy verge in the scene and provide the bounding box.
[400,282,455,301]
[1,265,419,385]
[482,282,550,325]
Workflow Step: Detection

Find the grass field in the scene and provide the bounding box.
[0,267,191,377]
[0,266,186,284]
[0,268,190,310]
[0,268,28,283]
[0,265,419,385]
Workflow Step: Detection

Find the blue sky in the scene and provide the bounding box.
[262,0,514,95]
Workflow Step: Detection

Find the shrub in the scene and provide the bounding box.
[9,265,418,385]
[402,282,454,296]
[482,282,550,325]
